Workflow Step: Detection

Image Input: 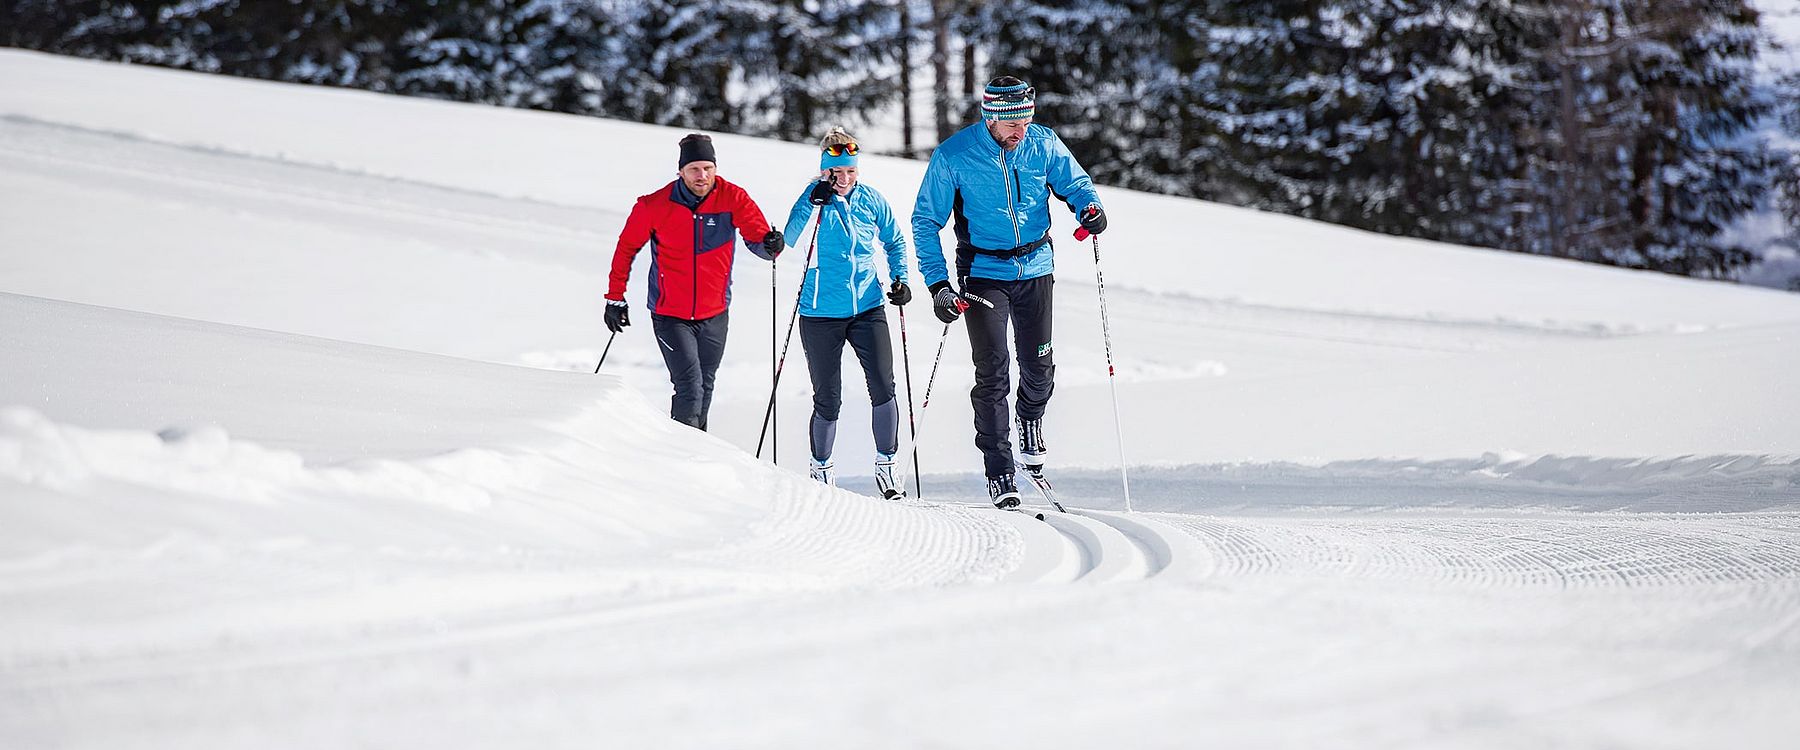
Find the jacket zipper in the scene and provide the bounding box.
[809,205,825,311]
[691,212,701,320]
[999,149,1026,280]
[842,201,858,315]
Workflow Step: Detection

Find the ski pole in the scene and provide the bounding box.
[593,331,618,374]
[1075,226,1132,512]
[897,305,923,498]
[755,210,824,460]
[772,238,778,463]
[917,291,991,417]
[919,322,952,415]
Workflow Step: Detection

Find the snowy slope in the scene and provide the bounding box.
[3,50,1800,748]
[6,50,1800,482]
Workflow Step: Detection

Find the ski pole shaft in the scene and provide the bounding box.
[918,322,952,414]
[772,249,778,462]
[917,289,992,416]
[1080,229,1133,512]
[898,305,923,498]
[913,291,987,459]
[593,331,618,374]
[755,211,823,460]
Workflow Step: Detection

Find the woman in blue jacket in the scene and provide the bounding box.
[784,127,913,499]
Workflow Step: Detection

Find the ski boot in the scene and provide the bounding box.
[809,459,836,487]
[874,454,905,500]
[987,473,1022,510]
[1017,415,1047,472]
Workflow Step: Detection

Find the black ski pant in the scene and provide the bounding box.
[963,274,1055,478]
[799,306,898,463]
[652,311,728,430]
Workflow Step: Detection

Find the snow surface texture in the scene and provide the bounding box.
[3,51,1799,747]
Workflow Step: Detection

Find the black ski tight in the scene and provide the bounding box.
[799,306,898,462]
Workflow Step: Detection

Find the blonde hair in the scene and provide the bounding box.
[819,126,857,149]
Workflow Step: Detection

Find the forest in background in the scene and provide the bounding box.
[6,0,1798,285]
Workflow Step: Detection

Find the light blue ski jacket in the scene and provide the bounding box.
[911,122,1101,287]
[782,182,911,319]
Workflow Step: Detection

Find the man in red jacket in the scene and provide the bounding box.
[605,133,784,430]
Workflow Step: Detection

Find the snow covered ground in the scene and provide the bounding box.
[3,50,1799,747]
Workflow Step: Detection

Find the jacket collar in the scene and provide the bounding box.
[669,179,707,210]
[669,175,733,210]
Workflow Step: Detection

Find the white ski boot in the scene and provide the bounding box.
[874,454,905,500]
[809,459,836,486]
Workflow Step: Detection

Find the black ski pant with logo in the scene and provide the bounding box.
[799,306,899,463]
[962,274,1055,479]
[652,311,729,430]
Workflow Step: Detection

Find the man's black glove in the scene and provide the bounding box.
[887,280,912,306]
[808,179,834,206]
[1078,205,1107,236]
[930,282,968,324]
[604,299,630,333]
[762,230,785,259]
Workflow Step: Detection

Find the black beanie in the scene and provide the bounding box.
[678,133,716,169]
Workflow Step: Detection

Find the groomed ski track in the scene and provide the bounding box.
[963,500,1799,590]
[969,505,1209,583]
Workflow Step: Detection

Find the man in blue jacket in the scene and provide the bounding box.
[911,75,1108,509]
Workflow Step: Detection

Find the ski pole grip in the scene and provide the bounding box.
[1074,227,1091,241]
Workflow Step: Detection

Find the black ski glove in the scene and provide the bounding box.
[1078,205,1107,236]
[762,230,784,259]
[887,280,912,306]
[604,299,630,333]
[808,179,834,206]
[930,282,968,324]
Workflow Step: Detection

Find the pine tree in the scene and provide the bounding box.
[1621,0,1771,277]
[391,0,530,106]
[515,0,627,115]
[1762,71,1800,288]
[737,0,902,141]
[595,1,747,131]
[973,0,1169,190]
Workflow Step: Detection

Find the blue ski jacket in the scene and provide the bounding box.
[911,122,1101,288]
[782,182,912,319]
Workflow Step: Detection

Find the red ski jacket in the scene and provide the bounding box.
[607,177,774,320]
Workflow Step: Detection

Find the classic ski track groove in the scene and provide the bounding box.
[966,504,1199,584]
[1156,512,1800,589]
[964,502,1800,589]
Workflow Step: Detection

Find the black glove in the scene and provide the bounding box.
[930,282,968,324]
[762,230,784,259]
[808,179,834,206]
[887,280,912,306]
[604,299,630,333]
[1078,205,1107,236]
